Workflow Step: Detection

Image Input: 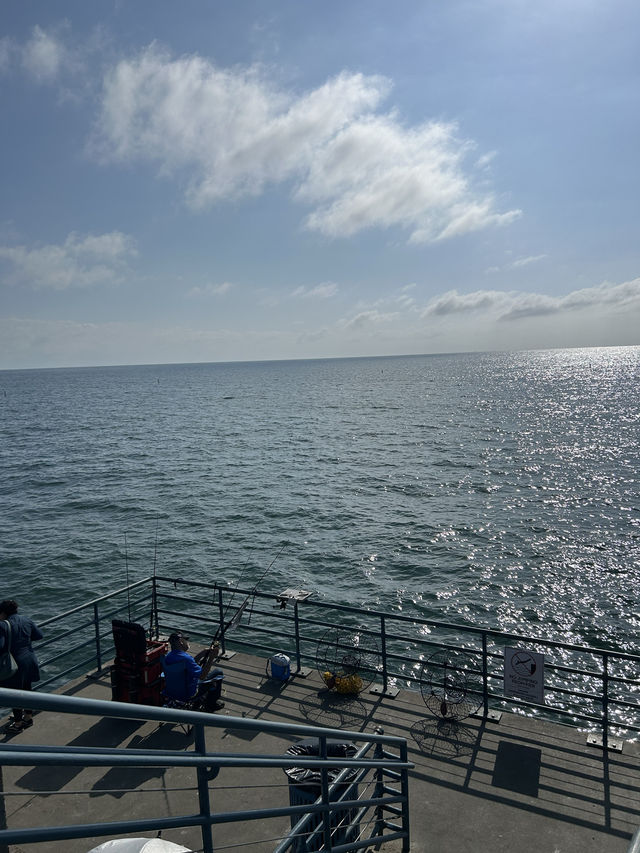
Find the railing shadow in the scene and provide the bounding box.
[405,709,640,841]
[13,716,145,796]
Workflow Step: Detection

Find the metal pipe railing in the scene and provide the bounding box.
[0,687,412,853]
[153,576,640,745]
[19,575,640,749]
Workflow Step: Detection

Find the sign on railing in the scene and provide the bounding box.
[504,647,545,705]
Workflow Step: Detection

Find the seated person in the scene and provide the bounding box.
[162,632,224,711]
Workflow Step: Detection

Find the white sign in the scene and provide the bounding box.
[504,647,545,704]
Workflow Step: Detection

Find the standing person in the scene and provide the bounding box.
[0,599,43,733]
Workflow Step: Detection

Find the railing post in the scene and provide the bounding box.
[293,601,302,673]
[217,586,225,653]
[194,722,215,853]
[373,740,385,839]
[602,652,609,752]
[380,615,388,693]
[0,765,9,853]
[399,739,411,852]
[150,576,159,639]
[93,602,102,673]
[482,632,489,718]
[319,735,332,852]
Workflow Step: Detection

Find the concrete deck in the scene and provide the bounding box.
[1,649,639,853]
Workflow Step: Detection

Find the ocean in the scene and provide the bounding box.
[1,346,639,656]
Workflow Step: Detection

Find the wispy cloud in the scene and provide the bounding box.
[339,309,399,330]
[423,289,507,317]
[0,25,77,83]
[423,278,640,322]
[93,45,520,244]
[0,231,137,290]
[511,254,547,269]
[188,281,234,297]
[291,282,338,299]
[22,25,68,81]
[486,254,548,274]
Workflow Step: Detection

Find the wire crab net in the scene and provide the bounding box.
[316,627,381,695]
[420,648,482,722]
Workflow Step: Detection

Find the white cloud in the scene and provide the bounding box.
[0,231,137,290]
[94,45,519,243]
[21,25,68,82]
[96,48,384,198]
[396,284,417,308]
[5,24,102,98]
[189,281,234,297]
[422,278,640,322]
[292,282,338,299]
[298,115,519,242]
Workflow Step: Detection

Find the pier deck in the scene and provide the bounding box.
[2,649,639,853]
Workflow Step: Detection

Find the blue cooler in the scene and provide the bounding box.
[268,653,291,681]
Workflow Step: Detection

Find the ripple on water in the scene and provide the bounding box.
[0,347,639,654]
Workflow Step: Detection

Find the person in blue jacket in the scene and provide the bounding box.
[0,599,43,733]
[162,631,224,710]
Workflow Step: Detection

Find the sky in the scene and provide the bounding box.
[1,0,639,369]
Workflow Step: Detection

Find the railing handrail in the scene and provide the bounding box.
[16,574,640,750]
[37,573,639,665]
[0,686,412,853]
[36,578,152,629]
[0,687,406,747]
[156,574,640,662]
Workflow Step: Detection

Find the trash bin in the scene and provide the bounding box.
[284,738,359,851]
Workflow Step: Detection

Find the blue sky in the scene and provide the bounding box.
[1,0,639,368]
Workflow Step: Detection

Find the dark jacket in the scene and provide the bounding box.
[7,613,43,684]
[0,620,10,665]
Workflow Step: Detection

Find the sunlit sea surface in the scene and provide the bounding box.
[1,347,639,656]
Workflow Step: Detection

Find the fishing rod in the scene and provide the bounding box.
[124,532,131,624]
[217,552,253,626]
[215,541,287,635]
[198,542,288,676]
[195,555,255,675]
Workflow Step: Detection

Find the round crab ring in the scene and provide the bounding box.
[419,649,482,721]
[316,627,380,694]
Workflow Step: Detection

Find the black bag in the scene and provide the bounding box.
[198,669,224,711]
[0,621,18,681]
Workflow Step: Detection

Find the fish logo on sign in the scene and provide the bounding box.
[511,651,537,677]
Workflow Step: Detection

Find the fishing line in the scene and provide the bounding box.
[149,516,160,637]
[247,541,288,625]
[220,553,253,623]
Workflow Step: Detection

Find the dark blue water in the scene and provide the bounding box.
[1,347,639,654]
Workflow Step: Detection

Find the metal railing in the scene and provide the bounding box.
[11,573,640,745]
[3,574,640,850]
[149,576,640,746]
[0,687,412,853]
